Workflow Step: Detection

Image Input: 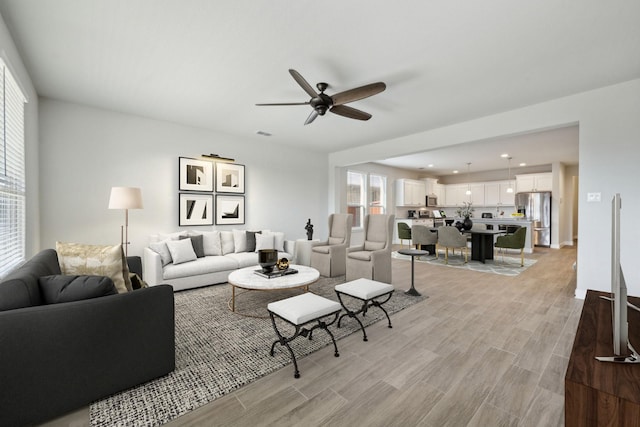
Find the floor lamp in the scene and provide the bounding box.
[108,187,143,256]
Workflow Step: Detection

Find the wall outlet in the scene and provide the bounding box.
[587,192,601,202]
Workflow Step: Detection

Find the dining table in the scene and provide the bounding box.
[463,228,505,264]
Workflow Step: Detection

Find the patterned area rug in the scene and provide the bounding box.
[90,276,424,426]
[393,250,536,276]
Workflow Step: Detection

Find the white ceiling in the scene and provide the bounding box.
[0,0,638,171]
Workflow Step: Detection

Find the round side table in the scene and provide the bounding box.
[397,248,428,296]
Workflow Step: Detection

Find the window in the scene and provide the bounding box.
[0,59,27,278]
[369,174,387,214]
[346,170,388,227]
[346,171,365,228]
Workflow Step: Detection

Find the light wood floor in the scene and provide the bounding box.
[42,244,581,427]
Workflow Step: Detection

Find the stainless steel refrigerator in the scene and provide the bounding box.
[515,191,551,247]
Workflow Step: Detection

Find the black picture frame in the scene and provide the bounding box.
[215,163,245,193]
[215,195,245,225]
[179,157,214,192]
[179,193,214,226]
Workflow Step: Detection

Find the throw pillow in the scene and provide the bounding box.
[39,275,117,304]
[232,229,247,253]
[158,231,188,241]
[272,232,285,252]
[165,238,197,265]
[220,231,234,255]
[180,234,205,258]
[201,230,222,256]
[129,273,148,290]
[56,242,131,294]
[246,231,261,252]
[363,240,385,251]
[149,239,173,266]
[255,233,275,251]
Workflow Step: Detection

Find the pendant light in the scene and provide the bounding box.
[465,162,472,196]
[506,157,514,193]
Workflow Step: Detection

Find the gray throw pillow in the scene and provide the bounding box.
[38,275,117,304]
[180,234,205,258]
[246,231,261,252]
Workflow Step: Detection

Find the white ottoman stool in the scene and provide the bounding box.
[267,292,342,378]
[334,278,395,341]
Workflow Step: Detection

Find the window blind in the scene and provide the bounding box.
[0,59,26,278]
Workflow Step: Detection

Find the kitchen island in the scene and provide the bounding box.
[470,218,534,253]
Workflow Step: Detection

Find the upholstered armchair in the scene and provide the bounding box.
[412,225,438,258]
[310,213,353,277]
[495,226,527,266]
[346,214,395,284]
[437,226,468,264]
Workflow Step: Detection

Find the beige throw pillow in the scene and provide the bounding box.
[56,242,132,293]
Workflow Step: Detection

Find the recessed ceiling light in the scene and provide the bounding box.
[453,170,459,174]
[255,130,272,137]
[519,162,527,167]
[500,153,509,158]
[428,164,434,168]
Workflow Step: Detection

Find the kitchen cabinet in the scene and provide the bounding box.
[434,183,446,205]
[484,181,515,206]
[395,179,426,206]
[469,183,485,206]
[444,184,467,207]
[516,173,552,192]
[423,178,438,195]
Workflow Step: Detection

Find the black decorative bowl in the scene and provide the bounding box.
[258,249,278,273]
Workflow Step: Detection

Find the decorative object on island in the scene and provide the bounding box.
[258,249,278,273]
[215,163,245,193]
[108,186,143,256]
[179,157,213,192]
[455,201,474,231]
[305,218,314,240]
[277,257,290,271]
[179,193,213,226]
[215,195,245,225]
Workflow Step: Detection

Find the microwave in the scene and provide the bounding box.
[426,195,438,207]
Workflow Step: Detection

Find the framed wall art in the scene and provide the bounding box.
[179,157,214,192]
[215,195,245,225]
[215,163,245,193]
[179,193,214,226]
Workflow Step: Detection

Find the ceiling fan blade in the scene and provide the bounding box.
[304,109,319,125]
[255,102,310,106]
[330,105,372,121]
[331,82,386,106]
[289,69,318,98]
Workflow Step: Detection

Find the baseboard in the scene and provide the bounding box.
[575,288,587,300]
[560,240,575,247]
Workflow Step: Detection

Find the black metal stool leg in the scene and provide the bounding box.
[336,292,369,341]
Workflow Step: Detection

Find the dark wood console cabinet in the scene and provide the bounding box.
[565,290,640,426]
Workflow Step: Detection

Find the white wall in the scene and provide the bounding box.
[328,79,640,298]
[38,99,329,257]
[0,13,39,257]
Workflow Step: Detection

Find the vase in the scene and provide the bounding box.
[258,249,278,273]
[463,216,473,231]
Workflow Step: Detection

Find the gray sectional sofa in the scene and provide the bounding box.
[0,249,175,427]
[144,229,295,291]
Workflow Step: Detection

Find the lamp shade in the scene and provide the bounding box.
[108,187,143,209]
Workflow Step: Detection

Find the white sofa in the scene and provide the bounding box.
[143,229,295,291]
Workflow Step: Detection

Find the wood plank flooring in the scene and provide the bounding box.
[40,244,581,427]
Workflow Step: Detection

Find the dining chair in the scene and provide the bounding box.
[494,226,527,266]
[437,226,468,264]
[411,225,438,259]
[397,222,412,247]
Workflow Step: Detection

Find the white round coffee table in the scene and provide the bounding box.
[227,264,320,315]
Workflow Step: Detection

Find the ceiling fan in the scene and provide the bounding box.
[256,69,386,125]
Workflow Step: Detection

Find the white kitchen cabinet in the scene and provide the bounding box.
[434,183,446,205]
[469,183,485,206]
[516,173,552,192]
[423,178,438,195]
[395,179,426,206]
[444,184,471,207]
[484,181,516,206]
